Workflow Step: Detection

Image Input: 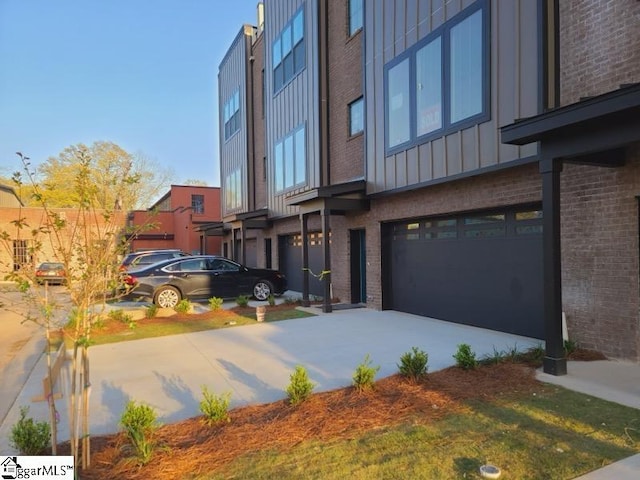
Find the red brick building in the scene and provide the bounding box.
[127,185,222,255]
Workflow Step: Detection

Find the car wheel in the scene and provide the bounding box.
[154,286,181,308]
[253,280,273,301]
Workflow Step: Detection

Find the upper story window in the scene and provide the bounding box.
[225,169,242,211]
[273,7,305,93]
[349,97,364,136]
[191,194,204,214]
[223,89,241,141]
[349,0,363,36]
[274,125,306,193]
[385,0,488,153]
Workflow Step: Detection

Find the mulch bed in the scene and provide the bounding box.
[64,362,542,480]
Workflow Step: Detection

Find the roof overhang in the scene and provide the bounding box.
[501,83,640,164]
[285,179,370,215]
[222,208,272,229]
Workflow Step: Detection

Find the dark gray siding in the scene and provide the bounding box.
[264,0,320,218]
[219,26,254,217]
[365,0,540,195]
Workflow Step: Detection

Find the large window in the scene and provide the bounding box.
[225,169,242,211]
[385,0,488,152]
[273,7,305,93]
[191,194,204,214]
[274,125,306,192]
[223,89,240,141]
[349,0,363,36]
[349,97,364,136]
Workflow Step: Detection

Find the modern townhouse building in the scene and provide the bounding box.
[218,0,640,372]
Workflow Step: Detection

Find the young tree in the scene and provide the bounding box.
[0,149,152,469]
[32,141,174,209]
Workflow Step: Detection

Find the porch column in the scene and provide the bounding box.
[540,157,567,376]
[300,213,310,307]
[240,223,247,265]
[321,208,332,313]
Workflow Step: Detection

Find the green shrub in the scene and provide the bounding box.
[283,296,298,305]
[208,297,224,311]
[564,339,578,356]
[352,354,380,392]
[286,365,315,405]
[108,308,131,323]
[10,406,51,455]
[200,387,231,425]
[398,347,429,381]
[453,343,478,370]
[235,295,250,307]
[145,303,159,319]
[174,299,191,314]
[120,400,159,464]
[267,294,276,306]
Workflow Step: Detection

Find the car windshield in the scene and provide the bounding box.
[39,263,64,270]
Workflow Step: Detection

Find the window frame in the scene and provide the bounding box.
[191,194,205,214]
[223,88,241,142]
[348,0,363,36]
[272,6,305,94]
[349,96,364,137]
[274,124,307,194]
[383,0,489,155]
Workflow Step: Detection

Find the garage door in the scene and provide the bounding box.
[385,207,543,338]
[279,232,325,297]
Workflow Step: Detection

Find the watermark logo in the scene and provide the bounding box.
[1,456,73,479]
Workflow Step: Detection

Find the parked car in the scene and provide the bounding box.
[119,249,190,271]
[35,262,66,285]
[122,255,287,308]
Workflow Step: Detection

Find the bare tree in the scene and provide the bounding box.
[0,150,154,468]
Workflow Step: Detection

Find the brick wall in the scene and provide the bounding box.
[252,33,268,210]
[560,145,640,360]
[560,0,640,105]
[327,0,364,184]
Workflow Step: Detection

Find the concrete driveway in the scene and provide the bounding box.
[0,306,540,452]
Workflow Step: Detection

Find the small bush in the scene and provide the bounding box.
[398,347,429,381]
[108,309,131,323]
[235,295,250,307]
[286,365,315,405]
[174,299,192,314]
[208,297,224,311]
[564,339,578,356]
[453,343,478,370]
[145,304,159,319]
[267,294,276,306]
[283,296,298,305]
[10,406,51,455]
[352,354,380,392]
[200,387,231,425]
[120,400,159,464]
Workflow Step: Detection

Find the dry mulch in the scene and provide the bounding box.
[66,362,543,480]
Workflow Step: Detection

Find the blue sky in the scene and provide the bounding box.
[0,0,258,188]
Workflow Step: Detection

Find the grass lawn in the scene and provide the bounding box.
[56,302,315,347]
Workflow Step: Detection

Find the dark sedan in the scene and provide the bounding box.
[123,255,287,308]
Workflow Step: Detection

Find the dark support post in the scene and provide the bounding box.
[231,228,237,262]
[540,157,567,376]
[321,208,332,313]
[240,223,247,265]
[300,213,310,307]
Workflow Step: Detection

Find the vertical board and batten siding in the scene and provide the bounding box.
[365,0,540,195]
[219,27,252,217]
[264,0,320,218]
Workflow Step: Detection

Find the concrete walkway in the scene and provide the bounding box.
[0,304,638,479]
